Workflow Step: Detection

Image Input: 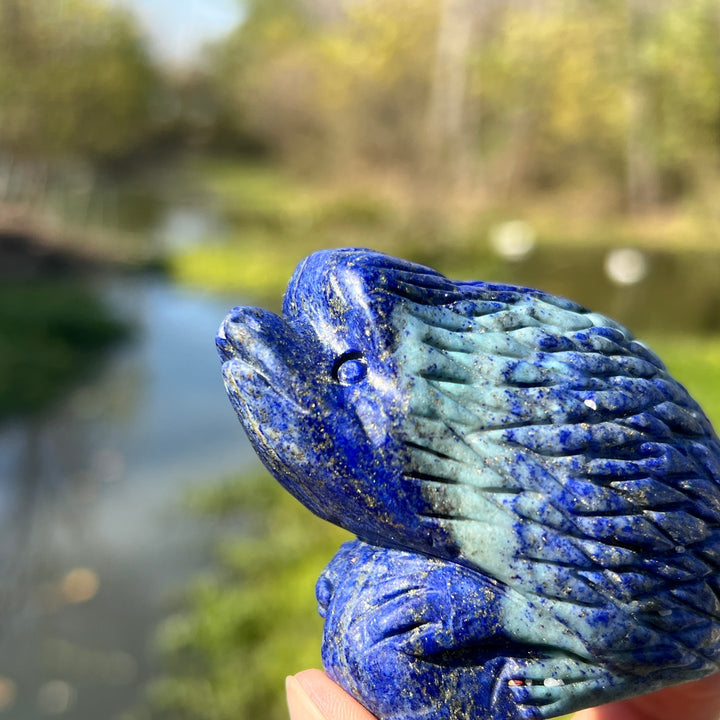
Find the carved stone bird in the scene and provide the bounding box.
[217,248,720,720]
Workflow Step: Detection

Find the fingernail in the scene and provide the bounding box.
[286,674,327,720]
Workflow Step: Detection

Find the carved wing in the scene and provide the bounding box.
[377,265,720,664]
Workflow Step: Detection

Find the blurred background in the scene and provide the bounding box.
[0,0,719,718]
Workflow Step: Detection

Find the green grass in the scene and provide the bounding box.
[645,334,720,429]
[169,160,720,305]
[169,160,407,300]
[198,160,393,232]
[148,472,351,720]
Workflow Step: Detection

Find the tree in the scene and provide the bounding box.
[0,0,160,165]
[425,0,482,188]
[625,0,660,212]
[201,0,720,212]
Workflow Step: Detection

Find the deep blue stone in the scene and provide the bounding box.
[218,248,720,720]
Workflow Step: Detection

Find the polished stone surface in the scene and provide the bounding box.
[218,248,720,720]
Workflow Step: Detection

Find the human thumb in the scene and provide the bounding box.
[286,669,377,720]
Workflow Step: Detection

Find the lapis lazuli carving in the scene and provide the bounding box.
[217,248,720,720]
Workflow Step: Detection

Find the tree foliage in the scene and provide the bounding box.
[2,0,718,212]
[0,0,160,164]
[204,0,720,210]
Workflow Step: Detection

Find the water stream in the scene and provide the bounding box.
[0,275,256,719]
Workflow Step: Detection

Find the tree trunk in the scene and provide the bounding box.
[625,0,659,213]
[425,0,478,189]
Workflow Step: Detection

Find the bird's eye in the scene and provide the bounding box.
[332,351,367,385]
